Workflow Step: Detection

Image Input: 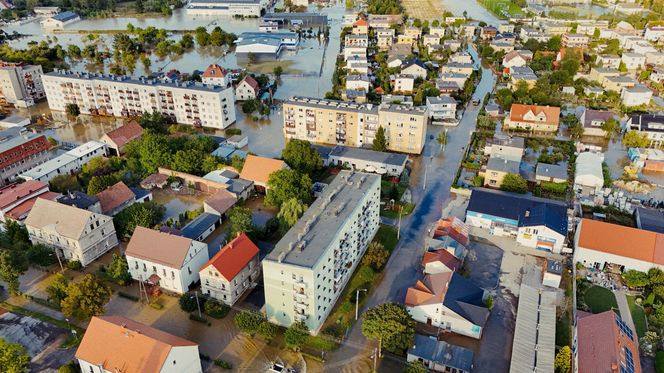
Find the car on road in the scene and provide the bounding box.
[268,362,296,373]
[472,98,480,106]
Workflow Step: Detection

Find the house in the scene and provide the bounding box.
[186,0,264,17]
[407,335,474,373]
[503,104,561,133]
[405,272,489,339]
[535,163,567,184]
[25,198,118,266]
[344,46,367,61]
[502,50,532,68]
[422,34,440,47]
[578,109,616,137]
[226,135,248,149]
[621,85,653,107]
[603,75,637,93]
[426,217,469,261]
[627,114,664,146]
[202,169,252,200]
[441,63,474,76]
[344,34,369,47]
[56,191,101,213]
[397,34,416,46]
[574,152,604,194]
[575,311,641,373]
[651,67,664,84]
[239,154,288,191]
[481,26,497,40]
[140,173,169,189]
[126,227,209,294]
[443,40,462,52]
[345,75,371,92]
[203,188,238,216]
[40,11,80,29]
[235,75,260,100]
[96,181,135,216]
[543,260,562,288]
[404,26,422,40]
[645,25,664,41]
[596,54,621,69]
[201,64,230,88]
[401,60,427,79]
[179,212,219,241]
[76,316,202,373]
[574,218,664,272]
[483,156,520,188]
[235,32,299,61]
[589,67,619,84]
[584,86,604,96]
[508,66,537,89]
[327,145,408,177]
[466,188,568,253]
[199,233,260,306]
[634,207,664,234]
[561,33,589,48]
[20,141,107,183]
[438,73,468,90]
[426,96,457,121]
[377,34,394,50]
[0,180,50,226]
[100,121,144,156]
[646,51,664,66]
[422,249,462,274]
[621,52,646,70]
[483,135,525,162]
[352,18,368,35]
[391,74,415,93]
[449,52,473,65]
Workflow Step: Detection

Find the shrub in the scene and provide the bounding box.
[257,321,278,341]
[66,260,82,270]
[225,128,242,136]
[234,310,263,335]
[213,359,233,369]
[203,299,230,319]
[179,293,200,312]
[58,361,80,373]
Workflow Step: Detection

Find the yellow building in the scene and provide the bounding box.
[283,97,428,154]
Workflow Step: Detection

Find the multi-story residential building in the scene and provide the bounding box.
[263,171,380,333]
[20,141,107,183]
[25,198,118,266]
[201,64,230,88]
[595,54,621,69]
[0,130,51,185]
[426,96,457,120]
[76,316,203,373]
[126,226,209,294]
[42,70,236,129]
[621,85,653,107]
[199,233,260,306]
[283,97,428,154]
[621,52,646,70]
[627,114,664,146]
[391,74,415,93]
[503,104,560,133]
[351,18,368,35]
[561,33,589,48]
[0,62,45,107]
[186,0,269,17]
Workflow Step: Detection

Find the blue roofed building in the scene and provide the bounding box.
[465,188,568,253]
[40,10,80,28]
[407,334,474,373]
[235,32,299,61]
[181,212,221,242]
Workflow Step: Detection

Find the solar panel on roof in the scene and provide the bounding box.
[615,316,635,341]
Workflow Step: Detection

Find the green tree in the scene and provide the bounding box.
[87,175,119,195]
[234,310,263,335]
[555,346,571,373]
[563,113,583,139]
[257,321,277,341]
[46,273,70,305]
[61,274,111,320]
[0,250,26,295]
[65,103,80,117]
[362,303,415,356]
[230,155,245,172]
[623,270,649,288]
[227,207,253,238]
[108,254,131,285]
[203,299,229,318]
[171,149,203,174]
[58,361,80,373]
[500,173,528,194]
[282,139,322,175]
[273,65,283,78]
[284,321,309,351]
[600,117,620,140]
[372,126,388,152]
[139,111,168,134]
[49,174,81,193]
[361,242,389,270]
[4,220,29,245]
[27,244,56,266]
[436,130,447,151]
[0,338,30,373]
[265,169,313,207]
[404,361,427,373]
[201,155,220,173]
[277,198,307,229]
[113,202,165,238]
[622,130,650,148]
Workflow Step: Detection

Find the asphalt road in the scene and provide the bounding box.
[321,58,497,372]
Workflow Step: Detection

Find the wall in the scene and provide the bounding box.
[201,255,260,305]
[162,346,203,373]
[157,167,229,194]
[408,304,483,339]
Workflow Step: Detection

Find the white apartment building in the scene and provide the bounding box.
[25,198,118,267]
[199,233,260,306]
[0,62,45,107]
[42,70,236,129]
[186,0,268,17]
[125,226,209,294]
[20,141,107,183]
[263,171,381,333]
[426,96,457,120]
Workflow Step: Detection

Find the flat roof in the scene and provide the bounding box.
[329,145,408,167]
[265,171,379,268]
[181,212,220,240]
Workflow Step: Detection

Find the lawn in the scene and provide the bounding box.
[627,295,647,338]
[381,202,415,219]
[477,0,523,18]
[656,351,664,373]
[583,286,618,314]
[373,225,399,252]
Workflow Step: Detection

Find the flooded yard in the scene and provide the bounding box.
[151,188,207,223]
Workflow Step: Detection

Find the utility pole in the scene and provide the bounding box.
[355,288,367,320]
[195,292,202,318]
[55,250,64,273]
[372,347,378,373]
[397,204,403,240]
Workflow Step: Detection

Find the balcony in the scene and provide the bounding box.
[293,291,307,300]
[294,302,308,312]
[294,313,308,322]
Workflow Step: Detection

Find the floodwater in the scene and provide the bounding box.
[151,188,206,222]
[538,3,613,18]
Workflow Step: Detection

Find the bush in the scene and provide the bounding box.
[214,359,233,369]
[656,351,664,373]
[179,293,200,312]
[27,244,57,266]
[257,321,278,341]
[234,310,264,335]
[58,361,80,373]
[204,299,230,319]
[225,128,242,136]
[118,291,139,301]
[66,260,82,270]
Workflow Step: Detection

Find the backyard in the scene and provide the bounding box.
[627,295,647,337]
[577,282,618,314]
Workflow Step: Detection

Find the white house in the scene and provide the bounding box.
[407,335,474,373]
[645,26,664,42]
[596,54,621,69]
[405,272,489,339]
[199,233,260,306]
[346,75,371,91]
[40,11,80,29]
[627,114,664,146]
[125,227,209,294]
[401,60,427,79]
[543,260,562,288]
[426,96,457,120]
[391,74,415,93]
[574,152,604,194]
[621,52,646,70]
[502,50,531,68]
[235,75,260,101]
[201,64,230,88]
[20,141,107,183]
[621,85,653,107]
[76,316,202,373]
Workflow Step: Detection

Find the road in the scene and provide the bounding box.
[321,56,497,372]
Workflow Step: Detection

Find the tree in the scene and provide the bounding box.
[58,361,81,373]
[87,174,119,195]
[65,103,80,117]
[362,303,415,356]
[623,270,649,288]
[600,117,620,140]
[622,130,650,148]
[227,207,253,238]
[0,338,30,373]
[27,244,56,266]
[107,254,131,285]
[201,155,220,173]
[46,273,70,305]
[49,174,81,193]
[436,130,447,151]
[648,267,664,286]
[247,52,257,65]
[555,346,571,373]
[562,113,583,139]
[113,202,165,238]
[139,111,168,134]
[242,99,258,113]
[361,242,389,270]
[282,139,322,175]
[273,66,283,79]
[265,169,313,207]
[257,321,278,341]
[61,274,111,320]
[171,149,203,174]
[372,126,388,152]
[277,198,307,229]
[204,299,229,318]
[500,173,528,194]
[0,250,26,295]
[404,361,427,373]
[179,293,198,312]
[284,321,309,351]
[4,220,29,245]
[234,310,263,335]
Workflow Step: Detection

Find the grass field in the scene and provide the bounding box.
[401,0,446,21]
[583,286,618,314]
[477,0,523,18]
[627,295,647,337]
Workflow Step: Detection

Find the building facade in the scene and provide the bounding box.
[0,62,45,107]
[503,104,561,133]
[0,131,51,186]
[185,0,268,17]
[263,171,380,333]
[283,97,428,154]
[20,141,107,183]
[42,70,236,129]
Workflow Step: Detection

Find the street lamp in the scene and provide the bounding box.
[355,288,367,321]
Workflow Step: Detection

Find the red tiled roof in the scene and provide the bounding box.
[102,121,144,150]
[353,18,368,27]
[422,249,461,272]
[0,180,49,210]
[0,135,50,170]
[5,192,61,221]
[96,181,135,214]
[202,64,227,78]
[404,272,451,307]
[240,75,260,93]
[199,233,259,281]
[509,104,561,126]
[433,217,469,246]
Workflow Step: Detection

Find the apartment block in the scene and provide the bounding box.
[20,141,107,183]
[283,97,428,154]
[263,171,381,333]
[42,70,236,129]
[0,62,45,107]
[0,130,51,185]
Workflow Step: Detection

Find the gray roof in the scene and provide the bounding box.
[510,284,556,372]
[580,109,615,128]
[536,163,567,180]
[346,75,370,82]
[52,11,78,22]
[634,206,664,233]
[489,135,525,149]
[56,191,98,210]
[265,171,380,268]
[227,178,253,195]
[46,70,230,92]
[487,156,520,174]
[426,96,457,105]
[408,335,474,371]
[329,145,408,167]
[546,260,562,275]
[311,144,334,160]
[181,212,220,240]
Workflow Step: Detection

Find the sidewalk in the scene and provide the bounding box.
[614,290,636,333]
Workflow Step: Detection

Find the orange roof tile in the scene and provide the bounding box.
[353,18,368,27]
[202,64,227,78]
[644,160,664,173]
[126,226,194,268]
[509,104,561,126]
[577,219,663,264]
[422,249,461,272]
[96,181,135,215]
[199,233,259,281]
[239,155,287,185]
[102,121,144,150]
[404,272,451,306]
[76,316,197,373]
[0,180,49,210]
[5,192,61,221]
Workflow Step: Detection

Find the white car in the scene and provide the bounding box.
[268,362,296,373]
